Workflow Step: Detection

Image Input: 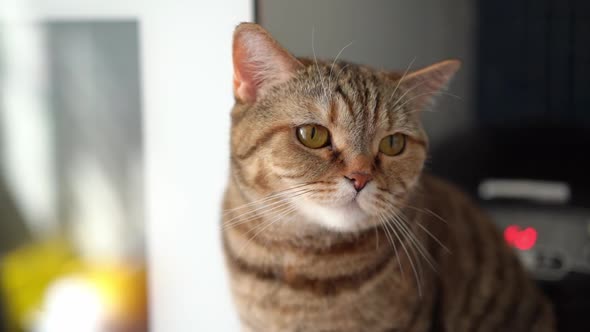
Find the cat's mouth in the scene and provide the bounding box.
[342,199,361,210]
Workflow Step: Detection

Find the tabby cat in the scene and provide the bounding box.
[222,22,555,332]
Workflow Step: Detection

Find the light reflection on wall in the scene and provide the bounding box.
[0,0,58,239]
[47,22,144,261]
[0,17,144,260]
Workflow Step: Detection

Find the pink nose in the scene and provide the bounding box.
[345,172,373,192]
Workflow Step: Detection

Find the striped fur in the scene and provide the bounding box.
[222,23,555,332]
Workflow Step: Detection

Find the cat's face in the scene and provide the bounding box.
[230,23,459,232]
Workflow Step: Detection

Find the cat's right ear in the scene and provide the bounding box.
[232,23,302,103]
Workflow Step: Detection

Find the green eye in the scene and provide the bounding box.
[296,124,330,149]
[379,133,406,156]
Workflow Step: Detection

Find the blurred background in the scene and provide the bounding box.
[0,1,250,331]
[0,0,588,331]
[0,11,146,332]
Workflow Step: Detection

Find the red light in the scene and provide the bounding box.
[504,225,537,250]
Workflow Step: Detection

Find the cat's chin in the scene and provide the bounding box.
[296,200,375,232]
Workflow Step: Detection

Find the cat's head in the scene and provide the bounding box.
[229,23,459,232]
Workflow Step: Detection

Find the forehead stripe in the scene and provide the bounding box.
[335,84,356,121]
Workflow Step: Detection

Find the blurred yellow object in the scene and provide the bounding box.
[0,239,80,331]
[83,264,148,324]
[0,240,147,331]
[37,264,148,332]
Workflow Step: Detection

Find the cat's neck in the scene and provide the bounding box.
[222,179,425,284]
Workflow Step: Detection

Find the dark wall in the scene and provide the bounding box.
[477,0,590,128]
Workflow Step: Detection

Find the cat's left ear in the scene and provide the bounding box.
[232,23,303,103]
[396,59,461,111]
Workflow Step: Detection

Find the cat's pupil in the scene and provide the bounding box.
[389,135,394,147]
[311,126,316,139]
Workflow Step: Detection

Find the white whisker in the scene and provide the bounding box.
[378,214,404,279]
[236,205,299,257]
[389,214,428,281]
[397,208,451,253]
[333,63,350,84]
[388,212,426,281]
[379,213,422,297]
[224,189,311,224]
[389,80,427,111]
[328,40,354,92]
[311,27,329,105]
[416,222,451,254]
[391,90,461,114]
[223,190,311,230]
[388,57,415,104]
[403,205,448,224]
[223,183,312,215]
[374,224,380,251]
[389,209,438,272]
[223,200,294,230]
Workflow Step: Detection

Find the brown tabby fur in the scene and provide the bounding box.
[222,23,555,332]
